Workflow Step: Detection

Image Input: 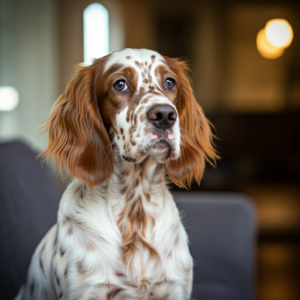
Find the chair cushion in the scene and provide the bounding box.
[173,192,256,300]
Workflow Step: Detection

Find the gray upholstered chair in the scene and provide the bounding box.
[0,141,256,300]
[173,193,256,300]
[0,141,61,299]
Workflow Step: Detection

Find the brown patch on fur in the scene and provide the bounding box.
[135,61,142,68]
[59,292,63,299]
[153,64,176,101]
[53,228,58,248]
[147,61,153,84]
[136,105,144,116]
[163,57,219,188]
[117,195,159,267]
[39,257,45,276]
[106,288,124,299]
[40,242,46,255]
[140,113,146,123]
[130,110,134,122]
[142,97,150,104]
[120,128,124,135]
[126,107,131,123]
[77,261,86,273]
[133,114,138,126]
[64,267,68,278]
[149,90,163,97]
[68,228,73,235]
[75,185,84,198]
[129,121,137,146]
[60,247,65,257]
[122,135,125,141]
[130,137,136,146]
[96,64,133,125]
[126,56,131,59]
[134,178,139,188]
[144,193,151,202]
[117,135,120,140]
[115,272,126,279]
[55,272,60,286]
[143,79,149,84]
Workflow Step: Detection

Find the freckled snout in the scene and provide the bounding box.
[147,105,177,129]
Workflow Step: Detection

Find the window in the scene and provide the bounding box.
[83,3,109,65]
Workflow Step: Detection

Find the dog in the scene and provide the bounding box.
[15,48,217,300]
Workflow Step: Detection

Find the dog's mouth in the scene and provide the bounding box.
[121,155,137,163]
[121,134,178,163]
[152,139,170,150]
[140,137,176,158]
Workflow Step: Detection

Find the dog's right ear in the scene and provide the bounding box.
[39,55,114,188]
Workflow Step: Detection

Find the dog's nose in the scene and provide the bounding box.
[147,105,177,129]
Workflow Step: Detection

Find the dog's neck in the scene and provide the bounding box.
[107,148,167,263]
[108,149,166,197]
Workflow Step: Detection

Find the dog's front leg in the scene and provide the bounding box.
[185,267,193,300]
[150,280,192,300]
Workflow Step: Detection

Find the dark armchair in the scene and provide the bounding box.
[0,141,256,300]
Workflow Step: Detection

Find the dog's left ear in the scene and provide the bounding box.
[39,55,114,188]
[164,57,219,189]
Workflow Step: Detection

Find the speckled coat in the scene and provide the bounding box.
[15,49,217,300]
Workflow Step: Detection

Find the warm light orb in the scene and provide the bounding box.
[265,19,293,48]
[0,86,19,111]
[256,29,284,59]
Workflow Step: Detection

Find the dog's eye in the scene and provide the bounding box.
[114,80,128,91]
[165,78,176,90]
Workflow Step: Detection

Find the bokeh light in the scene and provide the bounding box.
[0,86,19,111]
[265,19,294,48]
[256,29,285,59]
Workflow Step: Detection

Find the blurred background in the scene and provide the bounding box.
[0,0,299,299]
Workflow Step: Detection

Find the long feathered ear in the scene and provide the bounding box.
[164,57,219,189]
[39,56,114,188]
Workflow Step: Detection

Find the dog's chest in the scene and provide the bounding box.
[54,181,191,298]
[55,219,190,299]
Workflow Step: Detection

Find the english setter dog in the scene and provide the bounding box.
[15,49,217,300]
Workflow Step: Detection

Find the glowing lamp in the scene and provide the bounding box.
[256,29,284,59]
[265,19,293,48]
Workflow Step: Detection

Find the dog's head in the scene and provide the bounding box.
[40,49,218,188]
